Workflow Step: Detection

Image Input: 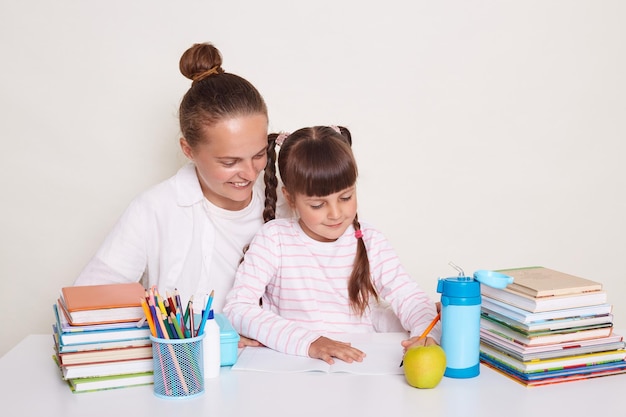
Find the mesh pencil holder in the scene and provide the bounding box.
[150,334,205,399]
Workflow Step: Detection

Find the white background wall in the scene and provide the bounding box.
[1,1,624,356]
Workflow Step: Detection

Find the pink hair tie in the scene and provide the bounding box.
[354,230,363,239]
[329,125,341,134]
[276,132,290,146]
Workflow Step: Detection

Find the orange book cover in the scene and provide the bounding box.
[61,283,145,312]
[59,283,146,325]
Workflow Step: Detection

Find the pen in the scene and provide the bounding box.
[400,312,441,367]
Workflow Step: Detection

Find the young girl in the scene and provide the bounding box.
[74,43,288,328]
[223,126,441,365]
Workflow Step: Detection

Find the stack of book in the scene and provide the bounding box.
[478,266,626,387]
[52,282,154,393]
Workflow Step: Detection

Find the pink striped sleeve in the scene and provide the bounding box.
[365,226,441,342]
[223,222,321,356]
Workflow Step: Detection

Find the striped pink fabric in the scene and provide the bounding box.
[224,218,439,357]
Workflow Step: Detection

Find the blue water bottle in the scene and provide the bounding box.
[436,264,514,379]
[437,274,481,378]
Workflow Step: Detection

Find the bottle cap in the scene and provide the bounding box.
[473,270,514,289]
[437,276,481,298]
[437,276,481,306]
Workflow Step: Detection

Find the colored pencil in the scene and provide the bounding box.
[197,290,214,336]
[189,300,195,338]
[139,297,157,337]
[170,312,185,339]
[175,289,183,314]
[400,312,441,366]
[418,312,441,340]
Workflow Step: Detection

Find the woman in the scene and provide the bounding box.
[75,42,288,324]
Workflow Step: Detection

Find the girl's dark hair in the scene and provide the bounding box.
[265,126,378,315]
[178,43,268,149]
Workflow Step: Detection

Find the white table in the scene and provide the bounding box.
[1,334,624,417]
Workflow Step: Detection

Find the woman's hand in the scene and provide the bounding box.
[308,336,366,365]
[238,335,264,348]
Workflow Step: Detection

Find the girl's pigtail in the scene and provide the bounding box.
[243,134,277,264]
[348,215,378,315]
[263,133,280,223]
[336,126,352,146]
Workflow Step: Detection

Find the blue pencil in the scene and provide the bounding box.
[149,303,163,338]
[197,290,214,336]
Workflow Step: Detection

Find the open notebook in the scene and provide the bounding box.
[232,332,407,375]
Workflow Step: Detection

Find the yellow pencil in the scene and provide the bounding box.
[139,297,157,337]
[157,296,168,317]
[418,312,441,340]
[400,312,441,367]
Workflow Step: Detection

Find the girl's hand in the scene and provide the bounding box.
[401,336,438,353]
[238,335,264,348]
[308,336,366,365]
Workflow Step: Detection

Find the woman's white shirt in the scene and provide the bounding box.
[74,162,288,312]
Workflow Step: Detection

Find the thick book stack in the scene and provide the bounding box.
[52,283,154,393]
[478,266,626,387]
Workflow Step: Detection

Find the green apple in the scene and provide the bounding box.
[403,345,446,389]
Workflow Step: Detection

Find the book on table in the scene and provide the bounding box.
[53,332,152,353]
[58,356,154,379]
[55,344,153,366]
[480,308,613,333]
[481,296,613,324]
[51,284,156,393]
[480,332,626,362]
[477,267,626,386]
[480,327,626,388]
[53,321,151,346]
[58,282,146,325]
[53,303,150,346]
[54,301,145,334]
[479,342,626,373]
[479,317,613,346]
[496,266,603,298]
[480,283,607,313]
[480,353,626,387]
[67,371,154,393]
[232,332,406,375]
